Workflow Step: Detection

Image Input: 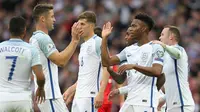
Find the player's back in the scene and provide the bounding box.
[163,45,194,109]
[0,38,37,101]
[75,35,102,98]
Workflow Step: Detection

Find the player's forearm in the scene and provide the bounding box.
[99,68,110,93]
[59,40,79,66]
[101,38,110,67]
[70,82,77,92]
[163,44,181,59]
[156,73,165,90]
[133,64,162,77]
[37,78,45,89]
[107,67,126,84]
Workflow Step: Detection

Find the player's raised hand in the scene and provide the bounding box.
[118,64,135,75]
[94,92,104,108]
[35,87,45,104]
[102,22,113,38]
[71,22,83,43]
[108,89,120,100]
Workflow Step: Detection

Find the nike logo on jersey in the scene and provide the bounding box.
[127,54,131,57]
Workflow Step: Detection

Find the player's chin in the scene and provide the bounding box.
[49,27,54,31]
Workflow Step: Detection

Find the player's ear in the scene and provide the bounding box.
[169,33,173,40]
[40,16,45,22]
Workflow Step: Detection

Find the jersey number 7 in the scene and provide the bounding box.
[6,56,18,81]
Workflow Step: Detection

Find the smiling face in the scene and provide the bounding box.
[124,27,138,46]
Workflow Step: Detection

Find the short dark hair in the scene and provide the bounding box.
[33,4,53,22]
[94,27,102,37]
[135,13,154,31]
[165,25,181,42]
[78,11,96,24]
[9,16,26,36]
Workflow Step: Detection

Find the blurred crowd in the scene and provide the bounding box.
[0,0,200,111]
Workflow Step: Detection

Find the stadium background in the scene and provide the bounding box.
[0,0,199,111]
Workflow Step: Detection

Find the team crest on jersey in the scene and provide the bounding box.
[156,50,164,58]
[47,43,54,52]
[86,45,92,54]
[141,52,148,63]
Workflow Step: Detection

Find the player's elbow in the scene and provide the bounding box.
[154,71,162,77]
[57,62,66,67]
[116,79,125,84]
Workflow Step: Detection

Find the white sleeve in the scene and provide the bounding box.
[152,44,165,65]
[164,45,182,59]
[118,86,129,94]
[116,48,127,62]
[36,35,57,58]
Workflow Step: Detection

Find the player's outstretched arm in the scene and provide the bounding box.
[32,65,45,104]
[153,40,182,59]
[107,66,127,84]
[101,22,120,67]
[48,22,83,67]
[156,73,165,90]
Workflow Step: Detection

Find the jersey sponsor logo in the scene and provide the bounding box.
[142,99,147,102]
[90,91,96,94]
[127,54,131,57]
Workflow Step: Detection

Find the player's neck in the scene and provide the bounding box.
[137,35,149,46]
[10,35,23,40]
[35,23,48,35]
[83,32,95,41]
[169,41,178,46]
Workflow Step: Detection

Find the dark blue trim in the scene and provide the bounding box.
[48,59,55,99]
[150,77,155,111]
[93,35,98,39]
[91,98,94,112]
[50,99,55,112]
[174,59,184,112]
[97,63,101,91]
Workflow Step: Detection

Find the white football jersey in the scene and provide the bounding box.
[75,35,103,98]
[163,45,194,109]
[30,30,62,99]
[117,42,164,108]
[0,38,41,101]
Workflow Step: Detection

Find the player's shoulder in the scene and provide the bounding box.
[173,44,184,51]
[31,30,51,42]
[93,35,102,41]
[125,43,138,50]
[0,40,9,46]
[149,42,164,50]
